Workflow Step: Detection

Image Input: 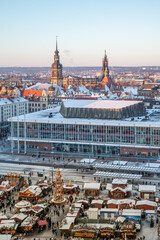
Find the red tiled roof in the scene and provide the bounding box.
[22,90,43,97]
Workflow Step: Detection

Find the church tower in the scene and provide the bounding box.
[51,38,63,86]
[102,50,109,80]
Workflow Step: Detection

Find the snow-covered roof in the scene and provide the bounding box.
[122,209,142,216]
[84,182,100,190]
[88,208,99,212]
[11,213,27,221]
[107,199,135,205]
[27,83,51,90]
[139,185,156,192]
[0,97,27,106]
[66,212,78,218]
[99,208,119,213]
[63,183,77,189]
[62,99,141,110]
[22,185,42,196]
[136,200,157,207]
[21,216,38,227]
[15,200,32,209]
[106,183,132,192]
[112,179,127,185]
[76,199,89,204]
[60,216,76,230]
[9,106,160,128]
[74,203,82,209]
[91,199,104,204]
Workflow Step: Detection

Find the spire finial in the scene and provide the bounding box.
[56,36,58,51]
[104,49,106,57]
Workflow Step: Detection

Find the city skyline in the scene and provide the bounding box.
[0,0,160,67]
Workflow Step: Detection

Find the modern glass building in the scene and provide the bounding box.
[8,100,160,157]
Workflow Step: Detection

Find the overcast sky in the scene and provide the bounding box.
[0,0,160,67]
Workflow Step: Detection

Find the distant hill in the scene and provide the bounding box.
[0,66,159,75]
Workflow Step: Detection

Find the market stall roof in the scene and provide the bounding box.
[139,185,156,192]
[115,216,126,223]
[38,220,48,226]
[76,199,89,205]
[136,200,157,207]
[60,216,76,230]
[84,182,101,190]
[15,200,32,209]
[0,215,7,221]
[91,199,104,204]
[10,213,27,222]
[63,183,77,189]
[94,171,142,180]
[112,179,127,185]
[107,199,135,205]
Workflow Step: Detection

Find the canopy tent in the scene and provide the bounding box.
[38,220,48,226]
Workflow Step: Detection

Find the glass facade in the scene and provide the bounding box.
[12,122,160,147]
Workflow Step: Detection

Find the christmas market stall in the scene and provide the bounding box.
[99,224,115,238]
[36,179,52,195]
[15,200,32,213]
[5,172,25,188]
[20,216,38,233]
[69,203,83,217]
[29,203,48,216]
[84,182,101,196]
[121,221,136,239]
[63,180,78,194]
[10,213,27,224]
[60,216,76,236]
[19,185,42,202]
[0,219,18,235]
[0,181,10,191]
[76,199,89,209]
[72,224,97,238]
[122,209,142,223]
[91,199,104,209]
[0,180,15,196]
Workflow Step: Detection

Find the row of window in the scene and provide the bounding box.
[12,122,160,146]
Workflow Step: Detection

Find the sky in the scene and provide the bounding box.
[0,0,160,67]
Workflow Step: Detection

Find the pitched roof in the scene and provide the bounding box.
[139,185,156,192]
[22,89,43,97]
[112,179,127,185]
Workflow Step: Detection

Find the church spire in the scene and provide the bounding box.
[102,50,109,80]
[56,36,58,52]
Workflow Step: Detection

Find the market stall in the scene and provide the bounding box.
[63,180,78,194]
